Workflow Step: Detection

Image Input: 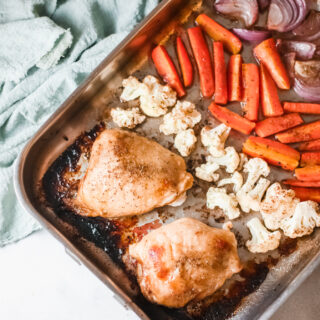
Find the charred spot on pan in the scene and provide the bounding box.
[278,237,298,257]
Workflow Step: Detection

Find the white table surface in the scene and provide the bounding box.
[1,229,319,320]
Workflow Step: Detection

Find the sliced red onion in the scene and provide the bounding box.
[276,39,316,60]
[267,0,308,32]
[215,0,259,27]
[293,60,320,102]
[293,11,320,42]
[232,28,271,43]
[283,52,297,80]
[258,0,270,11]
[293,78,320,102]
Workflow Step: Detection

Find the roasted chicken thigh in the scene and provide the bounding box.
[129,217,242,308]
[76,129,193,218]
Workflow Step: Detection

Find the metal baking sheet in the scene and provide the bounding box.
[14,1,320,319]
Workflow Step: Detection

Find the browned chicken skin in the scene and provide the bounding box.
[129,217,242,308]
[76,129,193,218]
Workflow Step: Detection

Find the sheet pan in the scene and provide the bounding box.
[14,1,320,319]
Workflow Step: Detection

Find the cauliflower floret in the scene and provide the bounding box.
[201,124,231,157]
[140,76,177,117]
[246,218,281,253]
[120,75,177,117]
[159,101,201,135]
[236,158,270,213]
[111,107,146,129]
[260,183,299,231]
[208,147,240,173]
[207,187,240,220]
[217,171,243,193]
[247,178,271,212]
[195,161,220,182]
[120,76,146,101]
[281,201,320,238]
[174,129,197,157]
[238,153,248,171]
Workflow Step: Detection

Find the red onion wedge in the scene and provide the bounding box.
[276,39,316,60]
[283,52,296,80]
[232,28,271,43]
[267,0,308,32]
[294,60,320,102]
[215,0,259,27]
[258,0,270,11]
[293,11,320,42]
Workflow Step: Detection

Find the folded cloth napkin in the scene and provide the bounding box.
[0,0,159,246]
[0,17,73,82]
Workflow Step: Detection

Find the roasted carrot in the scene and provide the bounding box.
[283,102,320,114]
[188,26,215,98]
[301,152,320,167]
[242,136,300,171]
[283,179,320,187]
[208,102,255,135]
[213,42,228,104]
[299,139,320,152]
[196,14,242,54]
[260,63,283,117]
[295,166,320,181]
[176,36,193,87]
[255,113,303,138]
[254,38,290,90]
[228,54,242,102]
[291,187,320,202]
[276,120,320,144]
[152,45,185,97]
[242,63,260,122]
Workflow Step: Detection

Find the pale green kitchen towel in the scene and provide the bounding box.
[0,0,159,246]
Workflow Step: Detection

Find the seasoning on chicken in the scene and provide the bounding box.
[76,129,193,218]
[129,217,242,308]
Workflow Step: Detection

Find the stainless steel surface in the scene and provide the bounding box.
[13,0,320,319]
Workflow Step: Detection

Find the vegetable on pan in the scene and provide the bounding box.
[213,42,228,105]
[295,165,320,181]
[232,29,271,43]
[188,26,215,98]
[283,102,320,114]
[254,38,290,90]
[176,36,193,87]
[299,139,320,152]
[258,0,270,11]
[242,136,300,171]
[283,180,320,187]
[267,0,308,32]
[214,0,259,27]
[301,152,320,167]
[255,113,303,138]
[228,54,242,102]
[152,45,185,97]
[260,63,283,117]
[276,39,316,61]
[208,102,256,135]
[292,10,320,43]
[293,60,320,102]
[242,63,260,121]
[276,120,320,144]
[291,186,320,202]
[196,14,242,54]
